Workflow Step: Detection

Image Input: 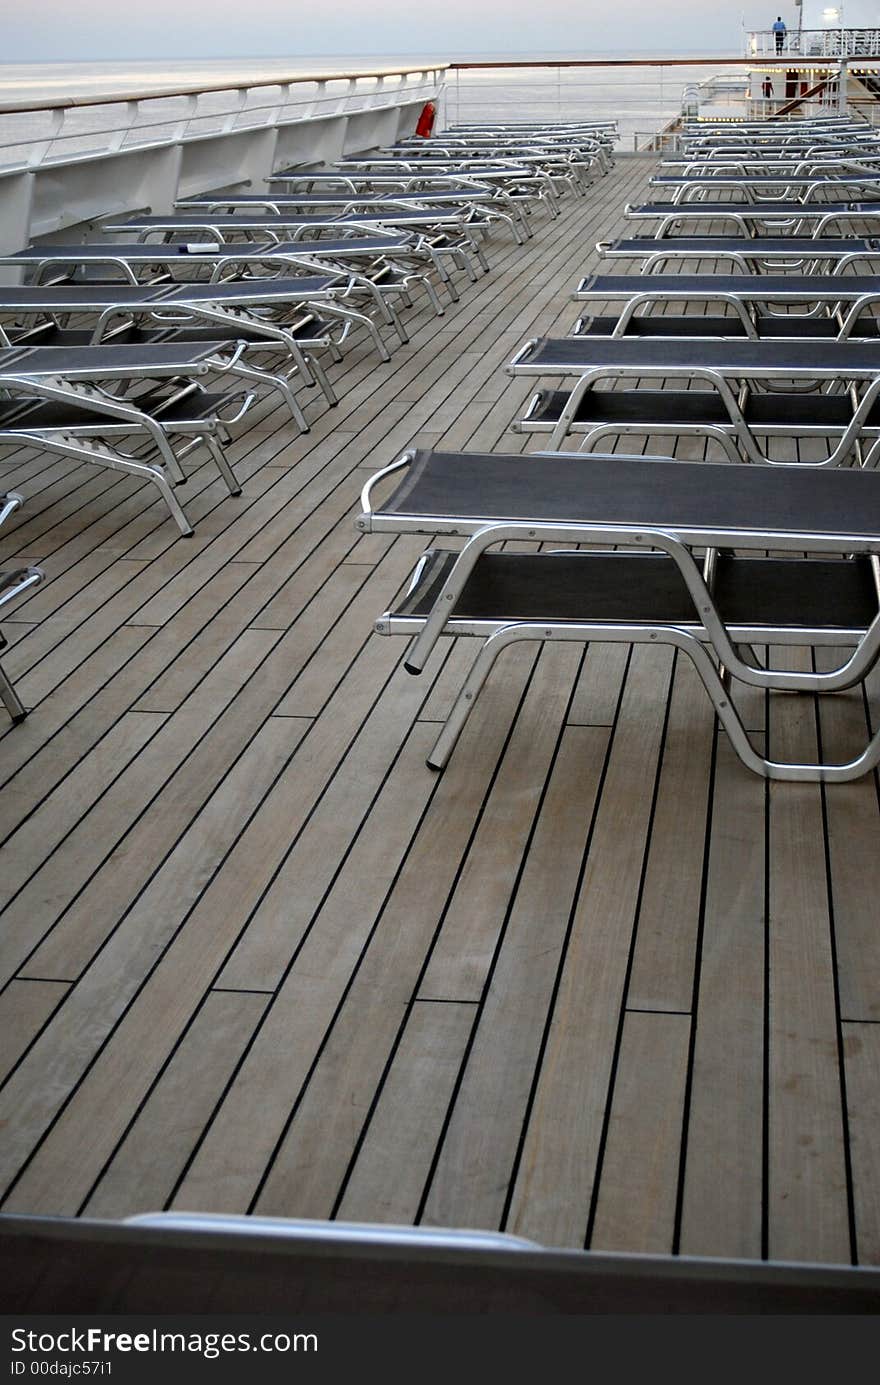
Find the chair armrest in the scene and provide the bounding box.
[0,492,23,530]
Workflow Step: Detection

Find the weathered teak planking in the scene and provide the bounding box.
[1,157,878,1266]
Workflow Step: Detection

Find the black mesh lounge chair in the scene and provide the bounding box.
[178,187,540,241]
[230,234,476,305]
[333,154,574,203]
[369,142,595,190]
[265,162,551,207]
[596,235,880,272]
[649,172,880,206]
[570,273,880,343]
[98,227,440,347]
[255,168,563,214]
[0,234,416,279]
[257,171,506,188]
[105,211,491,283]
[358,449,880,782]
[0,309,334,431]
[657,157,880,180]
[674,143,880,162]
[0,492,43,722]
[0,279,351,406]
[507,336,880,462]
[0,342,257,535]
[178,187,536,240]
[0,238,458,318]
[623,200,880,238]
[570,315,880,343]
[169,200,498,289]
[677,136,880,153]
[105,210,492,269]
[392,139,605,186]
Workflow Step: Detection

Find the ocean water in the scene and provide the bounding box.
[0,56,746,159]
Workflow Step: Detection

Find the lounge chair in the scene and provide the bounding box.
[624,199,880,238]
[507,336,880,462]
[358,448,880,781]
[679,118,867,138]
[0,492,43,722]
[668,138,880,156]
[180,185,548,239]
[650,171,880,206]
[0,341,257,535]
[109,217,464,325]
[106,210,493,271]
[0,250,414,357]
[331,156,570,203]
[394,137,608,179]
[596,234,880,272]
[571,273,880,342]
[0,233,462,310]
[659,156,880,176]
[108,192,529,243]
[0,279,357,403]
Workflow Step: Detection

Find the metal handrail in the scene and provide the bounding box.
[1,54,844,122]
[0,68,447,176]
[0,65,450,116]
[748,28,880,59]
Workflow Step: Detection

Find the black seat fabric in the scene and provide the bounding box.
[395,550,878,630]
[525,388,878,429]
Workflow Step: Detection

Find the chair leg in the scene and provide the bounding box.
[204,434,242,497]
[283,340,316,389]
[306,352,338,407]
[422,276,445,318]
[426,627,515,770]
[427,251,460,303]
[387,301,409,347]
[0,660,27,722]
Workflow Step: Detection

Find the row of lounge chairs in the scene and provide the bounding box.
[359,114,880,782]
[0,117,616,722]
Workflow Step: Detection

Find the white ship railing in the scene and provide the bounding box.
[0,65,446,255]
[447,60,752,149]
[0,68,446,173]
[748,28,880,58]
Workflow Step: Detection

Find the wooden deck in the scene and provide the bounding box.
[1,154,879,1270]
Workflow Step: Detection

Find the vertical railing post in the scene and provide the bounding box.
[106,100,139,152]
[26,107,65,168]
[220,89,248,135]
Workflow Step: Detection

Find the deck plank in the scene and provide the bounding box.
[678,735,766,1261]
[589,1011,691,1253]
[417,642,585,1003]
[766,651,851,1264]
[504,644,674,1247]
[421,724,609,1232]
[336,1001,475,1225]
[82,991,271,1219]
[842,1022,880,1265]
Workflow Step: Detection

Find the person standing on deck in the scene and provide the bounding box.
[773,16,787,52]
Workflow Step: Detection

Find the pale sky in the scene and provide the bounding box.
[2,0,877,62]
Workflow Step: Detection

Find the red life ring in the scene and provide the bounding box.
[414,101,436,139]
